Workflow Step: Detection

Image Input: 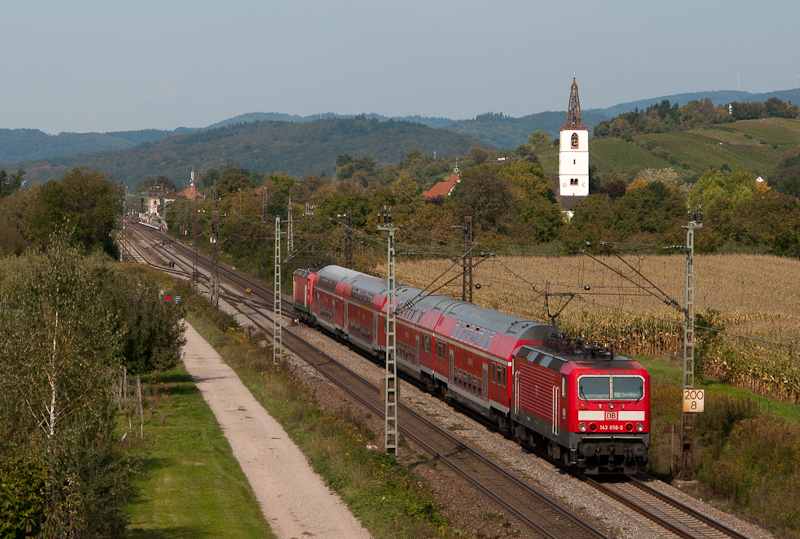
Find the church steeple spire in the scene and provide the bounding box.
[565,78,583,128]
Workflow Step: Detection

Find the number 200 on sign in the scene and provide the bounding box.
[683,389,704,413]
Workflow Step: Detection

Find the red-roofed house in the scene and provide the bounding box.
[424,167,461,202]
[177,183,204,201]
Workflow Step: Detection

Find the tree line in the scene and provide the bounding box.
[161,142,800,280]
[593,97,800,140]
[0,168,186,536]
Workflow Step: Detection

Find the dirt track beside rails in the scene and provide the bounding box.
[181,322,372,539]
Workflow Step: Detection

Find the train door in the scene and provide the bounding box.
[514,359,520,414]
[482,363,488,402]
[449,348,454,381]
[552,386,560,436]
[373,315,378,348]
[415,335,420,366]
[344,301,348,332]
[333,299,338,328]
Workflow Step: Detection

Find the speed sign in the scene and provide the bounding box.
[683,389,705,413]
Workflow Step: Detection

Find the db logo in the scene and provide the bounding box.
[605,411,618,420]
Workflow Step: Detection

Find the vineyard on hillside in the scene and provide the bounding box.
[392,253,800,402]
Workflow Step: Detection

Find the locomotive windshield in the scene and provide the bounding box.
[613,377,644,400]
[578,375,644,401]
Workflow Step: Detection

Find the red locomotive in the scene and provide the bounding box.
[293,265,650,474]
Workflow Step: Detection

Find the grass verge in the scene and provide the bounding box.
[185,303,455,539]
[124,365,273,538]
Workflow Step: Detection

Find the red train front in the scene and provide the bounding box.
[511,339,650,474]
[293,265,650,474]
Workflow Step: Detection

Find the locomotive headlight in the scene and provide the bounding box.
[579,423,587,432]
[636,423,644,432]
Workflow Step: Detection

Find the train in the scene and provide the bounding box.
[293,265,650,474]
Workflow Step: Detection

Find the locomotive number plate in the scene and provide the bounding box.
[598,423,625,432]
[605,411,617,420]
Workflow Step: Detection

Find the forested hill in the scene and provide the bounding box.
[7,117,495,188]
[443,111,609,149]
[0,127,199,164]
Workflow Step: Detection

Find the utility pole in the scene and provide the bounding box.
[193,202,199,291]
[681,207,703,481]
[236,188,242,269]
[462,216,473,303]
[159,183,165,230]
[273,216,282,364]
[346,210,354,269]
[306,204,316,269]
[261,186,268,279]
[211,180,220,307]
[287,198,294,255]
[120,186,129,262]
[377,208,398,455]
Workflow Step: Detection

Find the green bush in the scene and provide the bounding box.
[700,418,800,534]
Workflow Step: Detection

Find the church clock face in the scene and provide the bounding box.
[571,132,579,149]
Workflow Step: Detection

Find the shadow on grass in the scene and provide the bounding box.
[161,383,202,396]
[126,525,211,538]
[161,373,194,384]
[135,457,172,476]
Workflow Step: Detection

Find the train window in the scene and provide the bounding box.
[502,367,507,388]
[578,376,611,400]
[452,321,461,338]
[612,376,644,400]
[484,332,495,350]
[538,355,552,369]
[477,377,481,397]
[469,328,481,345]
[456,324,469,341]
[550,358,567,372]
[491,364,496,384]
[562,377,566,397]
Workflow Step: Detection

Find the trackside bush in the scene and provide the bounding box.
[701,418,800,534]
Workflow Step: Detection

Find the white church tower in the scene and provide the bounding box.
[559,78,589,197]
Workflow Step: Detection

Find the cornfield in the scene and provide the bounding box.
[388,253,800,402]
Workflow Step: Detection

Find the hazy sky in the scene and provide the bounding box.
[3,1,799,134]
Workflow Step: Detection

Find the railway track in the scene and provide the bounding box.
[128,223,607,539]
[582,477,751,539]
[124,223,757,539]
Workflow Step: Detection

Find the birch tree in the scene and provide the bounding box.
[0,232,124,537]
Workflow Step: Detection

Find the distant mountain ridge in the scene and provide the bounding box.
[4,117,495,188]
[205,112,456,130]
[0,127,199,164]
[3,86,799,168]
[586,87,800,118]
[443,111,608,149]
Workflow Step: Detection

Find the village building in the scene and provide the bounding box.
[423,165,461,202]
[177,182,204,201]
[145,187,176,215]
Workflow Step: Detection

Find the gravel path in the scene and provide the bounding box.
[182,321,372,539]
